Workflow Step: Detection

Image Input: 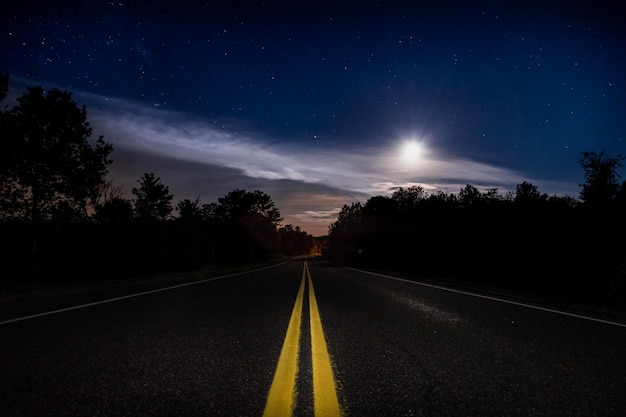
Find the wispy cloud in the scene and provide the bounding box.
[82,92,580,235]
[5,78,579,235]
[88,98,529,189]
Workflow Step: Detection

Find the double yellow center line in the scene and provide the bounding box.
[262,260,341,417]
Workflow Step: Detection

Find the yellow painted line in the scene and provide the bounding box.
[263,261,342,417]
[262,272,306,417]
[306,261,342,417]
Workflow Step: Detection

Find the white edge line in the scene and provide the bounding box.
[347,267,626,328]
[0,261,288,326]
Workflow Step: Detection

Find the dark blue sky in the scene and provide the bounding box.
[2,1,625,235]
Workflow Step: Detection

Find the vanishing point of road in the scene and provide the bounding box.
[1,257,625,416]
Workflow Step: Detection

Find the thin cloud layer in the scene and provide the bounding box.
[5,81,579,235]
[81,91,580,235]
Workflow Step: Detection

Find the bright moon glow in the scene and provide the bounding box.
[402,141,423,161]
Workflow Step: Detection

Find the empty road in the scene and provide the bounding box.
[1,257,625,416]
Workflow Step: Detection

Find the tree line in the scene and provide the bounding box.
[325,153,626,304]
[0,73,319,282]
[2,71,624,304]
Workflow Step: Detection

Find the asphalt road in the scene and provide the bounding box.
[1,257,625,417]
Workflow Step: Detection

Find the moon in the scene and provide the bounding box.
[401,140,423,161]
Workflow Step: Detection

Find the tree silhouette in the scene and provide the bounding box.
[176,197,204,222]
[327,202,363,261]
[391,185,426,213]
[329,202,362,236]
[616,180,626,210]
[458,184,482,208]
[514,181,542,204]
[0,84,112,272]
[279,224,311,255]
[0,71,8,102]
[94,197,134,224]
[132,172,173,221]
[0,86,112,221]
[215,189,282,225]
[363,195,397,218]
[514,181,548,211]
[213,189,283,261]
[578,151,624,208]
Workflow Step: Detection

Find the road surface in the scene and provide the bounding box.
[1,257,625,416]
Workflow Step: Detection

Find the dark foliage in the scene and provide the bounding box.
[0,71,8,103]
[578,151,625,213]
[0,86,112,221]
[0,77,317,281]
[211,189,283,263]
[325,174,626,306]
[0,78,113,274]
[0,184,318,281]
[132,172,174,221]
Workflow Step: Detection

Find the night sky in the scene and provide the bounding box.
[2,1,625,236]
